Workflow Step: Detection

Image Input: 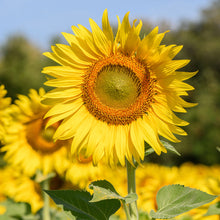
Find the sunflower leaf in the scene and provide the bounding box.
[45,189,121,220]
[150,184,217,219]
[144,141,181,157]
[89,180,137,204]
[0,199,32,220]
[124,193,138,204]
[144,147,155,156]
[204,201,220,216]
[161,140,181,156]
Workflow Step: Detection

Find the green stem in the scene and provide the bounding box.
[122,201,132,220]
[126,160,139,220]
[42,177,50,220]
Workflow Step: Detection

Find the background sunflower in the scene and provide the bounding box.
[1,88,72,176]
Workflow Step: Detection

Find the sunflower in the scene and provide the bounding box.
[0,166,43,213]
[1,88,71,176]
[0,85,11,111]
[42,9,197,166]
[0,85,11,143]
[65,155,104,189]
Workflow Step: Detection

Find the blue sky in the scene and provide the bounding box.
[0,0,213,51]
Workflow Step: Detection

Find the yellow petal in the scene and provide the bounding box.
[130,119,145,160]
[102,9,114,43]
[86,119,103,156]
[45,98,82,116]
[74,24,104,57]
[152,101,189,126]
[141,115,166,154]
[42,66,83,78]
[148,112,180,143]
[53,44,92,66]
[72,113,93,153]
[137,26,159,59]
[89,18,111,56]
[119,11,131,49]
[54,106,88,140]
[43,87,82,99]
[115,125,128,166]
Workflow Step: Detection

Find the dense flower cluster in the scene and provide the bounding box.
[0,160,219,219]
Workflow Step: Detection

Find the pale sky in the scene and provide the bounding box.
[0,0,213,51]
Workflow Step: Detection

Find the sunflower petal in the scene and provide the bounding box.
[102,9,114,43]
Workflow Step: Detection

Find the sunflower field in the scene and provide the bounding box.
[0,1,220,220]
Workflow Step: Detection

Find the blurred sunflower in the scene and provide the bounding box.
[1,88,71,176]
[136,164,178,213]
[0,85,11,111]
[65,156,103,189]
[0,85,11,143]
[42,9,197,166]
[0,166,43,213]
[175,163,220,220]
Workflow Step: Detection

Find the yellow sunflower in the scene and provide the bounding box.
[42,9,197,166]
[65,156,104,189]
[0,166,43,213]
[0,85,11,143]
[0,85,11,111]
[1,88,71,176]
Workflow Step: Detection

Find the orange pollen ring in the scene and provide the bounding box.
[82,53,156,125]
[26,117,63,154]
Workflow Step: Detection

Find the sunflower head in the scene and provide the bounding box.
[42,9,197,166]
[1,88,71,176]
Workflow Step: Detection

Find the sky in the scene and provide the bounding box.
[0,0,213,51]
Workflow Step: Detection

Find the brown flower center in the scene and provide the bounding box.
[82,53,156,125]
[77,155,93,164]
[26,117,64,153]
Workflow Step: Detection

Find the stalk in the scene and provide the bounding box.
[126,159,139,220]
[42,177,51,220]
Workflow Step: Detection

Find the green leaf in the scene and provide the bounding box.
[161,140,181,156]
[0,199,32,220]
[145,141,181,157]
[45,189,121,220]
[138,210,151,220]
[124,193,138,204]
[145,148,155,157]
[150,184,217,219]
[89,180,137,204]
[204,201,220,216]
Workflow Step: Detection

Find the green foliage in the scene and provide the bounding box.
[45,189,121,220]
[0,35,48,100]
[89,180,137,204]
[0,199,34,220]
[145,140,181,157]
[204,201,220,216]
[165,0,220,165]
[150,184,217,219]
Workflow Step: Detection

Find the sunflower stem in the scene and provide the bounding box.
[126,159,139,220]
[42,177,51,220]
[122,200,132,220]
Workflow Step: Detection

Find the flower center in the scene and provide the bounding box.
[95,66,141,109]
[82,53,156,125]
[77,155,93,164]
[26,117,64,153]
